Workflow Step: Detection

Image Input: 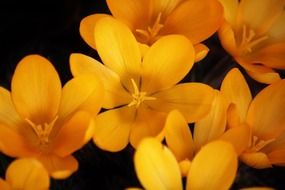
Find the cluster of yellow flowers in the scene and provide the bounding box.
[0,0,284,189]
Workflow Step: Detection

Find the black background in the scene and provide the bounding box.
[0,0,285,189]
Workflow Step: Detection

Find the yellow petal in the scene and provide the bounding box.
[58,74,103,119]
[219,0,238,25]
[218,22,237,55]
[148,83,214,123]
[6,158,49,190]
[226,103,241,128]
[194,43,209,62]
[70,53,131,108]
[0,179,11,190]
[164,0,223,44]
[149,0,182,20]
[221,68,252,123]
[246,69,281,85]
[240,152,272,169]
[237,0,285,35]
[106,0,149,31]
[186,140,238,190]
[79,14,109,50]
[220,124,251,155]
[37,154,78,179]
[0,87,21,127]
[179,159,191,177]
[194,90,228,151]
[134,138,183,190]
[164,110,194,161]
[94,17,141,90]
[130,106,167,148]
[11,55,61,124]
[247,79,285,140]
[141,35,194,93]
[93,107,135,152]
[53,111,94,157]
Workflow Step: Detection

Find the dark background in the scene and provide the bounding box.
[0,0,285,189]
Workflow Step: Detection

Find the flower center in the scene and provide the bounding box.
[25,116,58,146]
[238,25,268,54]
[249,135,275,152]
[128,79,156,108]
[136,12,164,44]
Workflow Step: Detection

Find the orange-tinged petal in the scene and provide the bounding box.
[94,17,141,90]
[218,22,237,55]
[247,79,285,140]
[226,103,241,128]
[70,53,132,109]
[268,11,285,41]
[53,111,94,157]
[179,159,191,177]
[194,43,209,62]
[141,35,194,93]
[11,55,61,124]
[194,90,228,151]
[246,69,281,85]
[130,106,167,148]
[267,149,285,166]
[58,74,103,119]
[79,14,109,50]
[240,152,272,169]
[0,87,21,127]
[0,179,11,190]
[149,0,182,20]
[221,68,252,123]
[134,138,183,190]
[219,0,238,25]
[93,107,135,152]
[148,83,214,123]
[6,158,49,190]
[107,0,149,30]
[165,110,194,161]
[186,140,237,190]
[237,0,285,35]
[164,0,223,44]
[220,124,251,155]
[37,154,78,179]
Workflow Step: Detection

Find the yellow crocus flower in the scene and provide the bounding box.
[80,0,223,61]
[218,0,285,84]
[0,158,50,190]
[0,55,103,179]
[131,138,237,190]
[70,17,215,152]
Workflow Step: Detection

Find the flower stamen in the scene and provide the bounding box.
[249,136,275,152]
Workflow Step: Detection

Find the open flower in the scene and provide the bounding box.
[70,17,214,152]
[220,68,285,168]
[0,55,103,179]
[131,138,237,190]
[218,0,285,84]
[0,158,50,190]
[80,0,223,61]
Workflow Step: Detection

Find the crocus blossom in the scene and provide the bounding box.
[70,17,214,152]
[132,138,237,190]
[0,158,50,190]
[0,55,103,179]
[80,0,224,61]
[218,0,285,84]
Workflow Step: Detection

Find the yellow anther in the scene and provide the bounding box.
[250,136,275,152]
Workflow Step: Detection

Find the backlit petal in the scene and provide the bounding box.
[37,154,78,179]
[246,70,281,85]
[6,158,49,190]
[219,0,238,25]
[70,53,131,108]
[194,90,228,151]
[94,17,141,90]
[130,106,167,148]
[240,152,272,169]
[218,23,237,55]
[148,83,214,123]
[186,141,237,190]
[221,68,252,123]
[79,14,109,50]
[93,107,135,152]
[194,43,209,62]
[58,74,103,120]
[165,110,194,161]
[247,79,285,140]
[164,0,223,44]
[53,111,94,157]
[141,35,194,93]
[134,138,183,190]
[11,55,61,124]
